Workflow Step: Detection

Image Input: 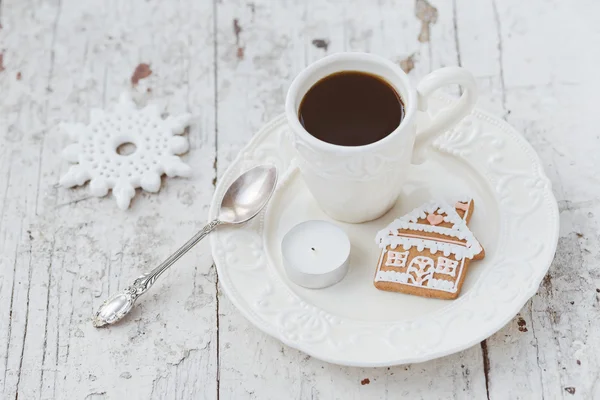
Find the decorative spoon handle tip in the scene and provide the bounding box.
[93,219,222,328]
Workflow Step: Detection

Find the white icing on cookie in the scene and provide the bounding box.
[375,270,410,284]
[428,278,456,291]
[375,198,482,260]
[374,271,458,293]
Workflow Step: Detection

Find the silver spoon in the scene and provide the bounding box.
[92,164,278,328]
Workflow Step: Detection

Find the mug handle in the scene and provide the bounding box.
[412,67,478,162]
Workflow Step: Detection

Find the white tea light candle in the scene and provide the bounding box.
[281,220,351,289]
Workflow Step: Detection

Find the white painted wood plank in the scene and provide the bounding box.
[454,0,505,116]
[0,1,58,398]
[215,1,487,398]
[0,0,218,398]
[456,0,600,398]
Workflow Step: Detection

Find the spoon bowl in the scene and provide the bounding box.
[219,165,278,224]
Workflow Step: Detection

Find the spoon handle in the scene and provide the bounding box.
[93,219,222,327]
[129,219,222,296]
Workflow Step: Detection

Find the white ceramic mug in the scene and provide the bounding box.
[285,52,477,223]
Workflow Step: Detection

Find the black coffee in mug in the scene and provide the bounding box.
[298,71,405,147]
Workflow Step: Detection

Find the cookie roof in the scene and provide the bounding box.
[375,198,483,260]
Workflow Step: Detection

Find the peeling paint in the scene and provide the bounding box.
[168,348,201,366]
[361,378,370,385]
[517,317,528,332]
[16,72,22,80]
[565,387,576,395]
[84,391,106,399]
[399,53,416,73]
[415,0,438,43]
[120,372,132,379]
[312,39,330,51]
[0,53,5,72]
[131,63,152,86]
[237,46,245,60]
[542,273,552,293]
[481,340,491,398]
[233,19,242,45]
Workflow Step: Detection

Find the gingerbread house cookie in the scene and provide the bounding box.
[373,197,484,300]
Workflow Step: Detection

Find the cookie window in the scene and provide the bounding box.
[435,257,459,277]
[385,250,409,268]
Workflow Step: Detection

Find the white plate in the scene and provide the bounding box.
[209,96,559,367]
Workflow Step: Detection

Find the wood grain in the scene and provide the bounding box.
[0,0,597,398]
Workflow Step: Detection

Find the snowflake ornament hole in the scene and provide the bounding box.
[116,142,137,156]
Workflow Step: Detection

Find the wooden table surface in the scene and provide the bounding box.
[0,0,598,398]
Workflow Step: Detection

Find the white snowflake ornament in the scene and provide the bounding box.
[60,93,192,210]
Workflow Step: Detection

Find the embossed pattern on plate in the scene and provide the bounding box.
[209,96,559,367]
